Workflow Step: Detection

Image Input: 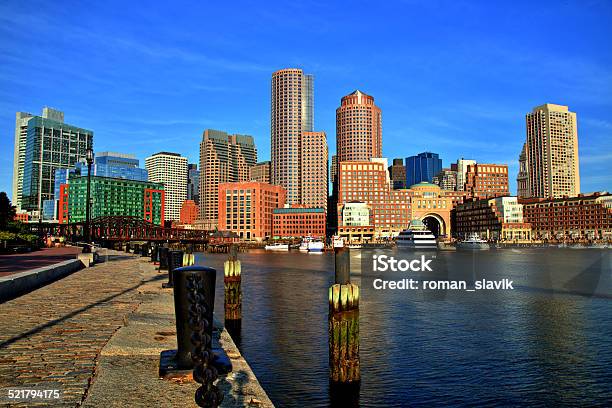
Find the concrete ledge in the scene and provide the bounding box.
[0,259,84,303]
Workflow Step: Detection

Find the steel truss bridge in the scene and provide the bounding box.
[32,216,212,243]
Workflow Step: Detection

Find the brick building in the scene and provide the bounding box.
[272,206,326,238]
[179,200,198,226]
[464,163,509,199]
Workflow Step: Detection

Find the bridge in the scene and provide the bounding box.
[31,216,214,243]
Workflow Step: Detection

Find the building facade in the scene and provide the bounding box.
[271,68,313,205]
[432,168,458,191]
[187,164,200,204]
[341,202,370,226]
[15,108,93,217]
[407,182,453,237]
[301,131,328,210]
[82,152,148,181]
[521,193,612,240]
[336,90,382,162]
[218,182,286,240]
[250,161,271,184]
[199,129,257,229]
[145,152,188,222]
[453,196,532,242]
[464,163,509,199]
[517,144,529,198]
[59,176,164,225]
[455,158,476,191]
[523,103,580,198]
[388,158,407,189]
[272,207,326,238]
[405,152,442,186]
[180,199,198,226]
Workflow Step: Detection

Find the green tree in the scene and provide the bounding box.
[0,192,16,229]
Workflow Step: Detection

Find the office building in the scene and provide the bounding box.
[336,90,382,163]
[464,163,509,199]
[453,197,532,242]
[455,158,476,191]
[405,152,442,186]
[145,152,188,222]
[523,104,580,198]
[432,167,458,191]
[341,202,370,226]
[250,161,271,184]
[301,131,328,210]
[14,107,93,217]
[180,199,198,226]
[218,182,286,240]
[199,129,257,229]
[271,68,314,205]
[59,176,164,225]
[388,158,407,189]
[272,206,326,238]
[187,164,200,204]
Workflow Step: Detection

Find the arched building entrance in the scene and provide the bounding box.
[421,214,446,237]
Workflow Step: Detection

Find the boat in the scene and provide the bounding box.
[456,233,490,250]
[264,243,289,251]
[332,236,344,248]
[300,237,324,252]
[395,220,438,249]
[348,244,362,249]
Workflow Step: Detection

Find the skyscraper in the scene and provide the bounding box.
[523,104,580,198]
[336,90,382,163]
[301,131,328,210]
[187,164,200,204]
[16,107,93,217]
[199,129,257,229]
[455,158,476,191]
[517,144,528,198]
[405,152,442,186]
[271,68,314,205]
[145,152,188,222]
[76,151,148,181]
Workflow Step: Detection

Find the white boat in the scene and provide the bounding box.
[396,220,437,249]
[264,243,289,251]
[332,236,344,248]
[457,233,490,250]
[348,244,362,249]
[300,237,324,252]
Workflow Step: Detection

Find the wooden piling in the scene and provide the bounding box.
[329,247,360,384]
[224,245,242,322]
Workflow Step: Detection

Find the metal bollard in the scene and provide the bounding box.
[159,247,170,270]
[125,242,131,253]
[151,245,159,264]
[141,242,150,257]
[134,243,141,255]
[172,265,223,407]
[163,250,183,288]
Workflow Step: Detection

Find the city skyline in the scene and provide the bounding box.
[1,1,611,200]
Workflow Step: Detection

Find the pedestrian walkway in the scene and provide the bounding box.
[0,247,82,277]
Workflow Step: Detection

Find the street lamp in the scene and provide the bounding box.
[83,147,94,253]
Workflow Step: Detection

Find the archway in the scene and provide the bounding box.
[421,214,446,237]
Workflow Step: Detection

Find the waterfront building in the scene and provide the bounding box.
[405,152,442,186]
[521,193,612,240]
[272,206,326,238]
[13,107,93,217]
[432,167,458,191]
[59,176,164,225]
[464,163,509,199]
[453,196,532,242]
[341,202,371,226]
[271,68,314,205]
[522,103,580,198]
[199,129,257,229]
[337,225,376,243]
[407,182,453,237]
[145,152,187,222]
[187,164,200,204]
[179,199,198,227]
[336,90,382,162]
[455,158,476,191]
[218,182,286,241]
[250,161,271,184]
[301,131,328,211]
[337,159,412,238]
[388,158,407,189]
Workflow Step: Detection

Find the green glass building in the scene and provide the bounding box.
[64,176,164,225]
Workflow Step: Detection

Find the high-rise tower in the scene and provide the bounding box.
[336,90,382,163]
[145,152,188,222]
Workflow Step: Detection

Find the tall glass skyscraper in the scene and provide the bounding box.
[405,152,443,187]
[75,151,148,181]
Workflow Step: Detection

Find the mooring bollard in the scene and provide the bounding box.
[329,247,360,385]
[151,244,159,264]
[172,265,223,407]
[125,242,131,253]
[224,244,242,322]
[141,242,150,257]
[159,247,170,271]
[163,250,184,288]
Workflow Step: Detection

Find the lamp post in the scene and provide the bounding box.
[83,147,94,252]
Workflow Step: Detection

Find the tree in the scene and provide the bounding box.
[0,192,16,229]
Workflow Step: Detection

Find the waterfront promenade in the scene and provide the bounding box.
[0,247,81,277]
[0,249,272,407]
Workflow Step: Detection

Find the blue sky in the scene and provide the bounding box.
[1,0,611,200]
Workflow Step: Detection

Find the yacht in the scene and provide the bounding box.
[264,243,289,251]
[300,237,324,252]
[456,233,490,250]
[396,220,438,249]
